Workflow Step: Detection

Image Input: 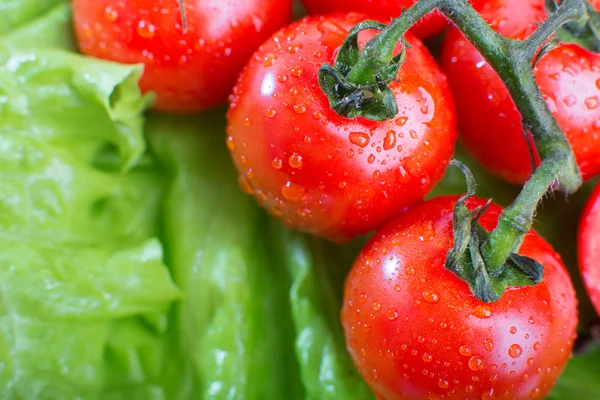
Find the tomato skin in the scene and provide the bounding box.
[299,0,486,39]
[72,0,291,113]
[227,14,457,242]
[579,182,600,315]
[441,0,600,184]
[342,196,578,400]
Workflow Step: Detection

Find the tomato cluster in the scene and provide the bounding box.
[71,0,600,399]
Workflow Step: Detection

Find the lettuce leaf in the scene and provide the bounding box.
[147,111,374,400]
[0,8,180,399]
[0,0,67,35]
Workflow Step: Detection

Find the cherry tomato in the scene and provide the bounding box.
[72,0,291,113]
[441,0,600,184]
[579,181,600,315]
[299,0,485,39]
[227,13,457,242]
[342,196,578,400]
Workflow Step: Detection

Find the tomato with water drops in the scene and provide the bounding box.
[441,0,600,183]
[227,13,456,241]
[72,0,292,112]
[342,196,577,399]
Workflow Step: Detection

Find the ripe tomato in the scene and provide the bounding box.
[342,196,578,400]
[227,13,457,242]
[579,181,600,315]
[72,0,291,113]
[441,0,600,184]
[299,0,485,39]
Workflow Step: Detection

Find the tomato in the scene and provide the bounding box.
[441,0,600,184]
[299,0,485,39]
[226,13,457,242]
[578,181,600,315]
[72,0,291,113]
[342,196,578,400]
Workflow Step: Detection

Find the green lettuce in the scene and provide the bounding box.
[0,3,180,398]
[147,112,374,400]
[0,0,66,35]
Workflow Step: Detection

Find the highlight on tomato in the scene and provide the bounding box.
[342,196,578,400]
[72,0,292,113]
[441,0,600,184]
[226,13,457,242]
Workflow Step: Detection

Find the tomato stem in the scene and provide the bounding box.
[322,0,596,301]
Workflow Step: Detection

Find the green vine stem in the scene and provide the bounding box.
[319,0,595,301]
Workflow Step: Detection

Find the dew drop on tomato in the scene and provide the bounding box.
[136,20,156,39]
[467,355,484,371]
[509,344,523,358]
[349,132,370,148]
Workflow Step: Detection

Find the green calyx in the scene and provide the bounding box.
[318,20,408,121]
[445,161,544,303]
[548,0,600,53]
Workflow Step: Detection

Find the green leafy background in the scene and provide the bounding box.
[0,1,597,399]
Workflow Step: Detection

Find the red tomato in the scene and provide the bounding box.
[72,0,291,113]
[342,196,578,400]
[441,0,600,184]
[579,181,600,315]
[299,0,486,39]
[227,13,457,242]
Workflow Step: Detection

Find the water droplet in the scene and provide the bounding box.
[372,301,381,311]
[585,97,599,110]
[394,284,401,292]
[104,7,118,21]
[293,104,307,114]
[338,181,347,189]
[508,344,523,358]
[596,78,600,90]
[438,379,449,389]
[291,67,304,77]
[422,290,439,303]
[422,352,433,362]
[531,387,541,398]
[349,132,370,148]
[359,292,367,303]
[410,130,418,139]
[244,117,252,126]
[238,175,253,194]
[510,326,517,334]
[266,108,277,118]
[347,150,354,158]
[395,116,408,126]
[387,308,399,320]
[459,346,472,356]
[282,182,306,201]
[563,95,576,107]
[368,154,376,164]
[277,75,288,83]
[527,357,534,365]
[313,110,324,119]
[297,207,311,217]
[383,130,397,150]
[287,43,302,54]
[533,342,541,351]
[226,136,236,151]
[289,87,299,96]
[472,306,492,319]
[272,158,282,169]
[468,355,484,371]
[263,53,276,67]
[271,206,283,216]
[137,20,156,38]
[289,153,303,168]
[484,339,494,352]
